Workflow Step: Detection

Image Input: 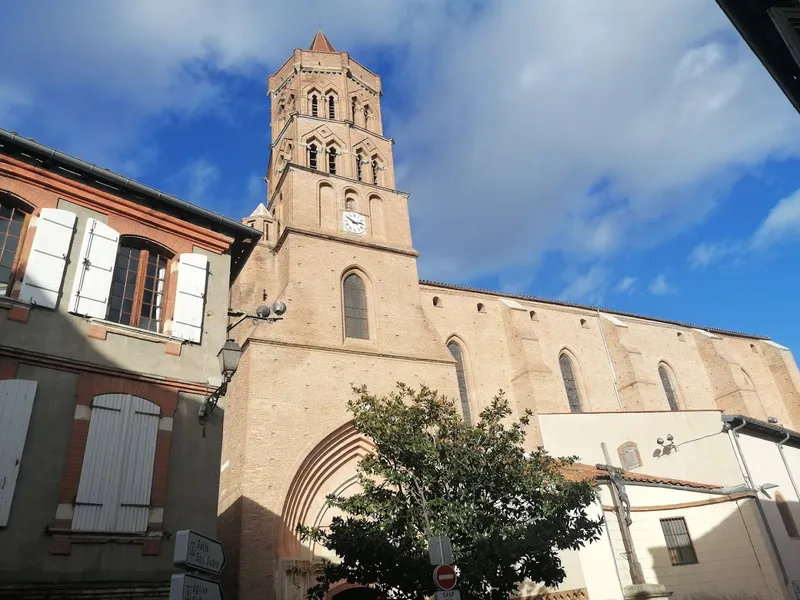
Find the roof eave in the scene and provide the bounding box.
[0,128,262,281]
[419,279,770,341]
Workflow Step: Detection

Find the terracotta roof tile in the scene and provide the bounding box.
[309,30,336,53]
[562,462,721,490]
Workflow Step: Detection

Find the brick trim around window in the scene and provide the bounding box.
[51,372,178,556]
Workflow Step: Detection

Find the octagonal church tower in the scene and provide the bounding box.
[219,30,800,600]
[220,31,461,600]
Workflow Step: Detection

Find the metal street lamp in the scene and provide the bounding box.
[217,338,242,382]
[199,300,288,420]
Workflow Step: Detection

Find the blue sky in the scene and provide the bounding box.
[3,1,800,351]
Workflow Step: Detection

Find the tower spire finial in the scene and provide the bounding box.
[309,30,335,53]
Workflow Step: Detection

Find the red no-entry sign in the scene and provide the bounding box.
[433,564,457,591]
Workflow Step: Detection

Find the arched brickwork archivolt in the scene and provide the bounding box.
[279,421,375,559]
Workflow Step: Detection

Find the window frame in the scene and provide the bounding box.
[310,94,319,117]
[342,271,369,340]
[328,146,337,175]
[660,517,699,566]
[447,339,473,426]
[618,441,642,470]
[106,237,173,334]
[328,95,336,119]
[371,158,379,185]
[356,153,364,182]
[658,363,680,411]
[309,143,319,170]
[559,351,583,413]
[0,192,34,298]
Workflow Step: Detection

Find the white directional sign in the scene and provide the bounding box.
[174,530,227,576]
[428,535,453,566]
[170,573,223,600]
[435,591,461,600]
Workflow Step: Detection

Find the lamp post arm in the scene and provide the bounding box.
[227,313,283,333]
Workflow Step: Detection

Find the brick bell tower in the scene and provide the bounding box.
[220,32,458,600]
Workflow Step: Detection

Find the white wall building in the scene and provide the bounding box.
[537,410,800,600]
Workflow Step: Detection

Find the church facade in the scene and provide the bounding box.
[219,32,800,600]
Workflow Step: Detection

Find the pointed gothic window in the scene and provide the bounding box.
[447,341,472,426]
[328,95,335,119]
[308,144,318,170]
[559,352,582,413]
[343,273,369,340]
[328,147,337,175]
[311,95,319,117]
[351,98,357,122]
[356,153,364,182]
[363,105,369,126]
[371,160,379,185]
[658,363,679,411]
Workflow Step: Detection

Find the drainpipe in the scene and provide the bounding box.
[596,310,624,411]
[777,431,800,509]
[727,422,789,585]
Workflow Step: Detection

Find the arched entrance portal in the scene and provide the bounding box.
[331,586,383,600]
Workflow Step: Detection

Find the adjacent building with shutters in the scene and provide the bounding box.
[0,129,260,597]
[220,32,800,600]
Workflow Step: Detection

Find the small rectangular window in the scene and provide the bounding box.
[660,517,698,566]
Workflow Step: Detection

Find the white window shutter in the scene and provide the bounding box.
[172,253,209,343]
[72,394,128,531]
[115,396,159,532]
[72,394,159,533]
[19,209,78,309]
[0,379,38,526]
[68,219,120,319]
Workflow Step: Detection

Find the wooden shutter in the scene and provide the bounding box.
[171,253,208,343]
[0,380,38,526]
[72,394,159,533]
[19,209,77,308]
[72,394,128,531]
[115,396,159,532]
[68,219,120,319]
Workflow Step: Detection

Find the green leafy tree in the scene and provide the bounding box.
[299,383,602,600]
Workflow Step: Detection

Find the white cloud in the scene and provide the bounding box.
[687,240,742,268]
[398,2,800,280]
[615,277,637,293]
[649,273,675,295]
[751,188,800,250]
[688,187,800,267]
[0,81,32,126]
[559,265,607,305]
[170,158,220,204]
[3,1,800,284]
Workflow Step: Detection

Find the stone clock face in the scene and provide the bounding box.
[342,211,367,235]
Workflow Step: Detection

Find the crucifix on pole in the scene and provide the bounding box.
[600,442,645,585]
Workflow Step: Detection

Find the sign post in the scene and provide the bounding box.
[428,535,453,566]
[170,573,224,600]
[171,530,226,600]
